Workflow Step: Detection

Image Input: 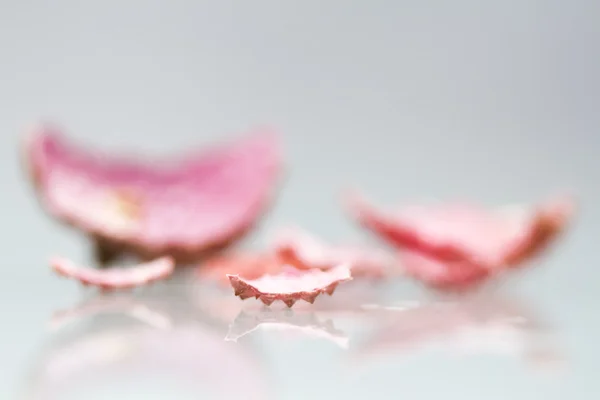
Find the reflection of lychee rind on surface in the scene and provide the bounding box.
[48,295,173,332]
[28,324,273,400]
[227,265,353,308]
[23,123,284,263]
[197,253,284,286]
[225,309,349,348]
[352,295,562,371]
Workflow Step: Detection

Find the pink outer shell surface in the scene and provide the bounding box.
[197,252,285,286]
[23,124,283,263]
[227,265,353,308]
[51,256,175,290]
[397,250,490,290]
[272,227,395,278]
[344,192,575,272]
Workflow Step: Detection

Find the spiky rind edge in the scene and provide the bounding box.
[226,269,353,308]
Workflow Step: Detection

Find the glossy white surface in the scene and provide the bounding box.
[1,1,598,399]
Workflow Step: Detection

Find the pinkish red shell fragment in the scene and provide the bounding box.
[227,265,353,307]
[398,250,490,289]
[197,252,285,286]
[344,192,575,277]
[272,227,396,278]
[50,256,175,290]
[23,124,282,263]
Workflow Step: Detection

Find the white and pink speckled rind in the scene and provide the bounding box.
[272,226,396,278]
[227,265,353,308]
[24,123,283,263]
[225,309,350,348]
[197,252,284,286]
[50,256,175,290]
[344,191,575,288]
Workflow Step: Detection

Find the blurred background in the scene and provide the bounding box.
[0,1,599,399]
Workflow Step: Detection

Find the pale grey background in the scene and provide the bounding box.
[1,1,599,399]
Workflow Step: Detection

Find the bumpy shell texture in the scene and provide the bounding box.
[227,265,353,308]
[272,227,395,278]
[345,192,575,288]
[24,124,283,263]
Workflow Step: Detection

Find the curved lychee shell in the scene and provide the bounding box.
[23,124,283,264]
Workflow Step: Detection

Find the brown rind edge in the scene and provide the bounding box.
[227,269,353,308]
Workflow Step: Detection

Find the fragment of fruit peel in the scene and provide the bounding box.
[227,265,353,308]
